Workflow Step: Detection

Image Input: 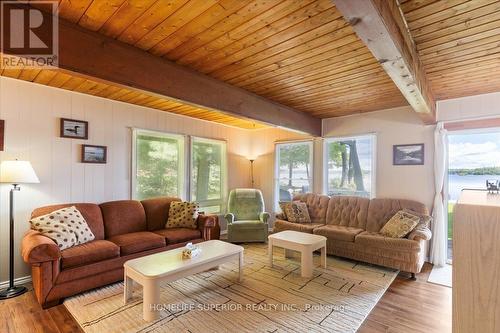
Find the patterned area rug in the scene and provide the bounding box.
[64,243,397,333]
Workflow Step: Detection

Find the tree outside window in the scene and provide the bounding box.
[325,135,375,198]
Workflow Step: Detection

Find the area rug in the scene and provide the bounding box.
[428,264,452,288]
[64,243,398,333]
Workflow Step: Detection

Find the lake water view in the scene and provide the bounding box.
[448,174,500,201]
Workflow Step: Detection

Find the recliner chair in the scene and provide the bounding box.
[225,188,269,243]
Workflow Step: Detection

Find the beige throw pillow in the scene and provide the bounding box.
[403,208,432,228]
[166,201,199,229]
[380,210,420,238]
[30,206,95,250]
[283,201,311,223]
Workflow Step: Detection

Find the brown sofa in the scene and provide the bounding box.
[21,197,220,308]
[273,194,432,277]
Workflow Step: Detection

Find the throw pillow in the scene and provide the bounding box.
[278,201,292,219]
[403,208,432,228]
[166,201,199,229]
[380,210,420,238]
[30,206,95,250]
[283,201,311,223]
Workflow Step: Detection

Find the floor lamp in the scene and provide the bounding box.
[0,160,39,299]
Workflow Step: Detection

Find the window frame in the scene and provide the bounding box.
[189,136,228,214]
[323,133,377,198]
[274,140,314,211]
[131,128,187,200]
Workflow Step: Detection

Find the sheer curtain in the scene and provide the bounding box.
[430,122,448,267]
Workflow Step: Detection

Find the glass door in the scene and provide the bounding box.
[447,129,500,261]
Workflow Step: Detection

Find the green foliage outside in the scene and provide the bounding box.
[191,141,222,201]
[449,167,500,176]
[448,202,454,240]
[327,141,367,196]
[279,144,310,191]
[136,134,180,200]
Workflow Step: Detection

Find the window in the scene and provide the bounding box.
[132,129,185,200]
[190,137,227,214]
[324,135,375,198]
[275,141,313,210]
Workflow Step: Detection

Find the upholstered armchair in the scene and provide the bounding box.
[225,189,269,243]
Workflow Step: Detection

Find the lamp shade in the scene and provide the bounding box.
[0,160,40,184]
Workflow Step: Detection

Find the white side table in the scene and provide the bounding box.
[268,230,327,277]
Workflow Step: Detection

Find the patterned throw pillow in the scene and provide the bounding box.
[380,210,420,238]
[403,208,432,228]
[166,201,199,229]
[278,201,291,219]
[283,201,311,223]
[30,206,95,250]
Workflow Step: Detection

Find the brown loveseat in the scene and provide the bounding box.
[274,194,432,277]
[21,197,220,308]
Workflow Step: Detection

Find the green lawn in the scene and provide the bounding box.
[448,202,454,240]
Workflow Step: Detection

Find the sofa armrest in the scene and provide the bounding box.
[197,214,220,240]
[259,212,270,223]
[21,230,61,264]
[407,226,432,242]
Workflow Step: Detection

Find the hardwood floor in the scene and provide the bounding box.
[1,263,450,333]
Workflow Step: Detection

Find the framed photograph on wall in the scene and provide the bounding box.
[60,118,88,139]
[393,143,425,165]
[82,145,107,164]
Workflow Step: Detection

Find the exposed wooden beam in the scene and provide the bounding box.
[2,4,321,136]
[332,0,436,124]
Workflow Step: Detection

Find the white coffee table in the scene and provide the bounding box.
[123,240,244,322]
[268,230,327,277]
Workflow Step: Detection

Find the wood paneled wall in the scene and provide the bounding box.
[0,76,256,281]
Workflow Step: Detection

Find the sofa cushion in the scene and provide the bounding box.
[30,206,95,250]
[355,231,421,252]
[166,201,199,229]
[273,219,323,234]
[365,198,429,232]
[313,225,364,242]
[154,228,202,245]
[293,193,330,224]
[31,203,105,240]
[100,200,147,238]
[108,231,165,255]
[61,240,119,269]
[326,196,369,229]
[380,210,420,238]
[282,201,311,223]
[141,197,182,231]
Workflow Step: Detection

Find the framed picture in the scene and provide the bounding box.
[60,118,88,139]
[393,143,425,165]
[82,145,107,164]
[0,120,4,151]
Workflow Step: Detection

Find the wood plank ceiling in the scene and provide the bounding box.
[400,0,500,100]
[1,0,409,126]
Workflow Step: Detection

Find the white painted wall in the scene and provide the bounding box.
[437,91,500,122]
[0,77,255,281]
[323,106,436,210]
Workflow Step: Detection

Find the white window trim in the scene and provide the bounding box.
[131,128,187,200]
[189,136,228,214]
[323,133,377,198]
[274,140,314,212]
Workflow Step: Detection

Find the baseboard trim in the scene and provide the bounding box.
[0,275,32,289]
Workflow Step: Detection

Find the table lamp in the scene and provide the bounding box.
[0,160,39,299]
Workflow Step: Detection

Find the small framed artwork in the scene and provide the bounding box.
[0,120,4,151]
[60,118,88,139]
[393,143,425,165]
[82,145,107,164]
